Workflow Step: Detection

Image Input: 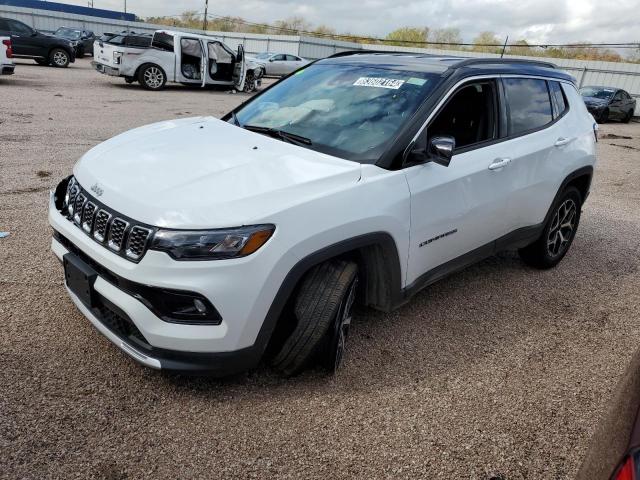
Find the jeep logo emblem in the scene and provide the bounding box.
[90,183,104,197]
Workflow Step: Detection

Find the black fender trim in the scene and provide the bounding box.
[542,165,594,227]
[250,232,404,361]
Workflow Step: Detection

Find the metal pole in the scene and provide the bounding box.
[203,0,209,31]
[500,35,509,58]
[124,0,127,14]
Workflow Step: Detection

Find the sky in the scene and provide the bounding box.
[63,0,640,44]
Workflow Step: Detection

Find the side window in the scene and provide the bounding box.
[273,54,286,61]
[503,78,553,135]
[152,32,174,52]
[613,91,624,101]
[285,55,298,61]
[549,81,568,118]
[428,81,498,150]
[9,20,33,35]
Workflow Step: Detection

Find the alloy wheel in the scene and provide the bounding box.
[53,51,68,66]
[144,67,164,89]
[547,199,577,257]
[327,277,358,373]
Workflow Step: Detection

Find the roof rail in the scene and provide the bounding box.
[327,50,452,59]
[453,57,557,69]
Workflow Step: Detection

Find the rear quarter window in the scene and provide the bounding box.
[504,78,553,136]
[549,81,568,118]
[152,32,174,52]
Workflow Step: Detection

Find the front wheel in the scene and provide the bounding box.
[271,260,358,376]
[243,71,257,93]
[519,187,582,269]
[138,64,166,90]
[50,48,70,68]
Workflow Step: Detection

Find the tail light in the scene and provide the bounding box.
[613,454,638,480]
[2,39,12,58]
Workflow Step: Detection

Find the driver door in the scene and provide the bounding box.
[233,45,247,91]
[177,37,205,86]
[6,19,39,57]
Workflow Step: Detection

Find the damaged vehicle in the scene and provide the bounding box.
[91,29,263,92]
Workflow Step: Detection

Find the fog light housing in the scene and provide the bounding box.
[132,287,222,325]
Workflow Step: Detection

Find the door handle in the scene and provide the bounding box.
[554,137,572,147]
[488,158,511,170]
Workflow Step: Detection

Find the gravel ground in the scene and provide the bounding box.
[1,60,640,480]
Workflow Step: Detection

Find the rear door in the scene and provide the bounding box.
[177,37,205,85]
[496,77,573,235]
[233,44,247,91]
[5,19,39,57]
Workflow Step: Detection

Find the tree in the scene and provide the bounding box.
[273,16,311,34]
[430,27,462,49]
[472,31,502,53]
[385,27,429,47]
[509,39,533,56]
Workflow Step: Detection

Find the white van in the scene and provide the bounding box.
[92,30,264,92]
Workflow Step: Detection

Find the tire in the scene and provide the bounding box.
[138,64,166,90]
[623,109,634,124]
[271,260,358,377]
[597,108,609,124]
[243,71,257,93]
[50,48,70,68]
[518,186,582,269]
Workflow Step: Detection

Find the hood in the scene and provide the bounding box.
[583,96,609,107]
[74,117,362,229]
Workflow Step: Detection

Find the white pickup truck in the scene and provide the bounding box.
[92,29,263,92]
[1,36,15,75]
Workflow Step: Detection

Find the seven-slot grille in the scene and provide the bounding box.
[63,178,154,263]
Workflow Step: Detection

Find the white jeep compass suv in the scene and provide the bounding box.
[49,52,597,376]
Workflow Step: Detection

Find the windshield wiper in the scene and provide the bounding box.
[243,125,313,146]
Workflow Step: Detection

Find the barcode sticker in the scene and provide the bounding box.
[353,77,405,89]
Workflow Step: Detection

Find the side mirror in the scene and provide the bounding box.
[428,136,455,167]
[31,30,38,37]
[268,58,274,62]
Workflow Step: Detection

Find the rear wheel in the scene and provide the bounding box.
[138,64,166,90]
[519,187,582,269]
[50,49,70,68]
[271,260,358,376]
[623,109,634,123]
[597,108,609,124]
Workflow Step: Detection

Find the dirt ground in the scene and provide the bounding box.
[1,59,640,480]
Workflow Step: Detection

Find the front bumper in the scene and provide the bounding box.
[91,61,119,76]
[48,192,285,375]
[1,64,15,75]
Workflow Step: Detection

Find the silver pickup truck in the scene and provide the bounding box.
[92,29,264,92]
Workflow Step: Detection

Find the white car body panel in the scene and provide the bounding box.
[0,36,14,74]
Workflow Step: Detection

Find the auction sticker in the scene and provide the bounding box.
[353,77,405,89]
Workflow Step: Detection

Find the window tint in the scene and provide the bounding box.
[429,81,497,149]
[285,55,298,61]
[549,81,567,118]
[152,32,174,52]
[613,91,624,101]
[273,54,286,61]
[504,78,553,135]
[9,20,33,35]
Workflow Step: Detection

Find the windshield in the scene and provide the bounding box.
[55,28,81,40]
[255,53,272,60]
[235,63,441,163]
[580,87,615,100]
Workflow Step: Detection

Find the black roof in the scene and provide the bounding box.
[318,51,574,82]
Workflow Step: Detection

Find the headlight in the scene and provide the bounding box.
[150,225,275,260]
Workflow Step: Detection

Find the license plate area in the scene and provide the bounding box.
[63,253,98,307]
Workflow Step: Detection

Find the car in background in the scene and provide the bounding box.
[580,86,636,123]
[1,36,14,75]
[53,27,95,57]
[0,17,75,67]
[92,30,263,92]
[249,52,309,76]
